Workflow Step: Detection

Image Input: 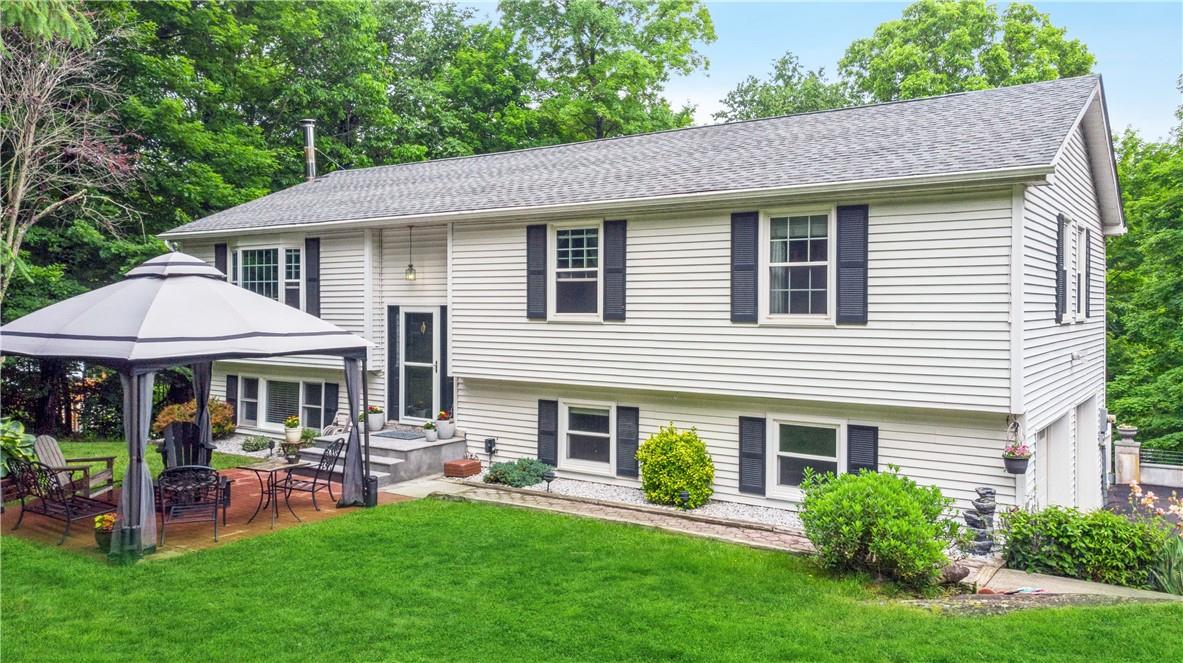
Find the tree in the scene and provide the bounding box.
[714,52,853,122]
[0,0,94,47]
[0,26,137,304]
[500,0,715,142]
[839,0,1094,102]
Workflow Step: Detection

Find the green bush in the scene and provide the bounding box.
[241,436,272,453]
[635,424,714,509]
[1002,506,1167,588]
[799,467,958,589]
[151,399,236,439]
[1152,533,1183,595]
[483,458,552,488]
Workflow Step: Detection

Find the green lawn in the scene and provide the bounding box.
[2,501,1181,662]
[55,439,258,484]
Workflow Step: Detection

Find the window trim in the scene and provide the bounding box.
[758,206,837,326]
[558,399,616,476]
[235,375,329,432]
[765,413,847,501]
[547,220,604,322]
[1074,222,1087,323]
[1059,216,1088,326]
[231,243,304,310]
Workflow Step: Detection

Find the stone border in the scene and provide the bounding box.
[455,479,806,536]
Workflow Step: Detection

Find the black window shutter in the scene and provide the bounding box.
[213,244,228,280]
[738,416,766,495]
[305,237,321,317]
[323,382,339,429]
[615,406,640,477]
[439,305,453,416]
[730,212,759,323]
[1084,228,1092,318]
[847,425,878,474]
[537,400,558,466]
[1055,214,1066,324]
[225,374,238,420]
[836,205,869,325]
[603,220,627,321]
[526,225,548,319]
[386,305,400,417]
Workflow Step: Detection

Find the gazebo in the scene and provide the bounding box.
[0,252,373,558]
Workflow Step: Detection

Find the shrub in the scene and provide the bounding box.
[151,399,236,439]
[241,436,272,453]
[635,424,714,509]
[1002,506,1168,588]
[483,458,551,488]
[799,467,958,589]
[0,417,35,478]
[1153,533,1183,595]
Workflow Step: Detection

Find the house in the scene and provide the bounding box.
[159,75,1124,511]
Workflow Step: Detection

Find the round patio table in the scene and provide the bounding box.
[237,459,311,529]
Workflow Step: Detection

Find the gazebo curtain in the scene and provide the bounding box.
[110,371,157,557]
[338,356,365,507]
[192,362,213,447]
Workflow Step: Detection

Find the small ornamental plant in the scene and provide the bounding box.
[438,409,451,421]
[283,415,301,430]
[636,424,715,509]
[94,513,116,533]
[1002,443,1032,459]
[422,421,436,431]
[367,405,383,414]
[300,427,318,443]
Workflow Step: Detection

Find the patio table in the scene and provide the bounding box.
[237,460,311,529]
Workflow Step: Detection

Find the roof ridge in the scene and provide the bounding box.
[315,75,1101,178]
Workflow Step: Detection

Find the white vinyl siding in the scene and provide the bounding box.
[451,189,1014,412]
[1022,125,1106,437]
[457,378,1013,510]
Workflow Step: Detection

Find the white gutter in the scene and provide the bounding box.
[160,164,1054,239]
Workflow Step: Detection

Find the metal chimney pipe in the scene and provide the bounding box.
[300,118,317,181]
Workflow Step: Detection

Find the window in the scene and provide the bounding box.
[241,249,279,300]
[553,225,599,315]
[265,380,300,426]
[764,211,832,319]
[559,401,614,473]
[284,249,301,308]
[1074,225,1087,320]
[231,251,239,285]
[302,382,323,428]
[240,378,259,426]
[770,419,843,494]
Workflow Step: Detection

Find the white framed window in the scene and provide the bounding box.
[549,222,602,319]
[239,377,259,427]
[284,248,302,308]
[1074,224,1087,321]
[767,415,845,499]
[234,245,303,309]
[236,376,333,431]
[559,400,615,474]
[760,208,835,323]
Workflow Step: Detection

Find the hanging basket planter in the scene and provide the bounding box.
[1003,456,1030,475]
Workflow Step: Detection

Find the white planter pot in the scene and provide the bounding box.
[424,429,439,442]
[367,412,385,432]
[437,420,456,440]
[284,427,302,444]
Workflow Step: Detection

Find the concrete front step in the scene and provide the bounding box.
[298,434,468,487]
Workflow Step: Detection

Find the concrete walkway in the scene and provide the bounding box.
[983,567,1183,601]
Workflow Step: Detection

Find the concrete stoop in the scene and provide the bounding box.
[297,432,468,488]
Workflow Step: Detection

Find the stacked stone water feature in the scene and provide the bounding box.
[964,487,997,555]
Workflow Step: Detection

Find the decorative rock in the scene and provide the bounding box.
[963,510,987,529]
[940,563,971,584]
[970,540,994,555]
[975,487,997,499]
[971,496,996,514]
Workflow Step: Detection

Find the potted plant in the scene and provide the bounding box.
[1,417,35,485]
[366,405,385,432]
[436,409,455,439]
[283,415,302,444]
[1002,442,1032,474]
[94,513,116,553]
[422,421,438,442]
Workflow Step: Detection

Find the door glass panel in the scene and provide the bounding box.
[404,312,434,364]
[403,365,433,419]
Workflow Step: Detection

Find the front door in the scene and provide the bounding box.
[399,308,438,422]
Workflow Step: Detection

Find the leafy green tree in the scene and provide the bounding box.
[714,52,853,122]
[500,0,715,142]
[0,0,94,47]
[839,0,1094,102]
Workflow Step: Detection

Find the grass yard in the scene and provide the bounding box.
[55,439,258,484]
[3,500,1182,663]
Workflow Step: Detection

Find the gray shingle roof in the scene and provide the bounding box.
[163,76,1099,236]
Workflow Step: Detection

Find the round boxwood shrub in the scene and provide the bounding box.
[151,398,237,439]
[800,466,959,589]
[636,424,714,509]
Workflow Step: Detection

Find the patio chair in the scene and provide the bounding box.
[321,412,353,437]
[155,422,231,514]
[32,434,116,500]
[279,438,345,511]
[7,457,117,545]
[158,465,224,546]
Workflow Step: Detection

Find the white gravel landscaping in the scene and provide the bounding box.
[473,471,803,531]
[213,434,276,459]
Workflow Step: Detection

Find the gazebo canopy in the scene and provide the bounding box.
[1,252,367,369]
[0,252,373,559]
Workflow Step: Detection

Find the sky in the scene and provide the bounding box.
[467,1,1183,140]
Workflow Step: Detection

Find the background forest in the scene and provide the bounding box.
[1,0,1180,449]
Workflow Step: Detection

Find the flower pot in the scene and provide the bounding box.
[284,427,301,444]
[95,529,112,553]
[367,412,385,432]
[437,420,456,440]
[424,429,438,442]
[1003,456,1030,475]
